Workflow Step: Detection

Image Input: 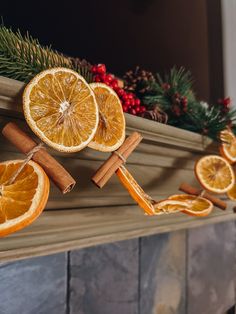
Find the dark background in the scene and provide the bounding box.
[1,0,223,102]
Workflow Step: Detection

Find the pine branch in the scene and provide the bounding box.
[0,26,93,82]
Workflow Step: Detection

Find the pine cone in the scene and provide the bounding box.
[70,57,92,71]
[140,104,168,124]
[123,66,155,94]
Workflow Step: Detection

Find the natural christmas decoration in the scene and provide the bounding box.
[0,159,49,236]
[91,63,146,116]
[0,26,93,83]
[1,25,236,237]
[23,68,99,152]
[2,123,76,193]
[88,83,126,152]
[1,25,236,140]
[195,155,235,193]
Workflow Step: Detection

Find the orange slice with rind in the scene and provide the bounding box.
[227,184,236,200]
[168,194,213,217]
[23,68,99,152]
[116,166,190,216]
[88,83,125,152]
[0,160,49,237]
[195,155,235,193]
[153,199,189,215]
[219,129,236,163]
[116,165,155,215]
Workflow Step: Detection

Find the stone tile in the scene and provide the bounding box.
[70,239,139,314]
[0,253,67,314]
[187,221,236,314]
[140,231,186,314]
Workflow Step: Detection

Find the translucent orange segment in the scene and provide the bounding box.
[0,163,38,221]
[89,83,125,151]
[93,88,124,145]
[2,198,32,220]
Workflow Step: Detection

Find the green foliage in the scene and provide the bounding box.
[0,26,93,83]
[140,66,236,139]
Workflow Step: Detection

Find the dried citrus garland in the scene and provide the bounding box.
[0,68,127,236]
[116,166,213,216]
[2,66,235,238]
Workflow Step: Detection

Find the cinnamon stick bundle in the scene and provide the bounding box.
[92,132,143,188]
[179,182,226,210]
[2,122,76,194]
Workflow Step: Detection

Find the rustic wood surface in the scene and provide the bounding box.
[0,75,234,262]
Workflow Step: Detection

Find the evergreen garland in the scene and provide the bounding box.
[0,26,235,140]
[124,66,236,139]
[0,26,93,83]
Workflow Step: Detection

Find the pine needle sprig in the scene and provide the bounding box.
[0,26,93,82]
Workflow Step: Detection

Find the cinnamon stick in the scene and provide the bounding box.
[179,182,226,210]
[92,132,143,188]
[2,122,76,194]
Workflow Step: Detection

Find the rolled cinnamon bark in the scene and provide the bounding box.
[92,132,143,188]
[179,182,226,210]
[2,122,76,193]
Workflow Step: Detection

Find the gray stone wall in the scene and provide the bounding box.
[0,221,235,314]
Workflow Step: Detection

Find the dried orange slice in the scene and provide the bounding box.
[153,199,189,215]
[88,83,125,152]
[219,129,236,163]
[227,184,236,200]
[116,165,155,215]
[23,68,99,152]
[195,155,235,193]
[0,160,49,237]
[168,194,213,217]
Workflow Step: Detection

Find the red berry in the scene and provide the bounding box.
[134,106,141,113]
[96,64,106,75]
[223,97,231,107]
[129,108,137,115]
[122,94,129,101]
[140,106,146,112]
[91,66,98,74]
[99,74,106,82]
[135,99,141,106]
[127,93,134,99]
[105,74,113,82]
[130,99,135,106]
[117,88,125,97]
[162,83,171,91]
[94,75,101,82]
[111,80,118,89]
[104,80,111,86]
[125,100,131,106]
[122,105,129,112]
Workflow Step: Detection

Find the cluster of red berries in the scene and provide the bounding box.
[218,97,231,114]
[91,64,146,116]
[171,92,188,117]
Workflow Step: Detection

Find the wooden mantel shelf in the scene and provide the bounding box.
[0,76,235,262]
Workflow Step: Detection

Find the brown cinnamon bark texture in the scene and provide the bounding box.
[2,122,76,193]
[92,132,143,188]
[179,182,226,210]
